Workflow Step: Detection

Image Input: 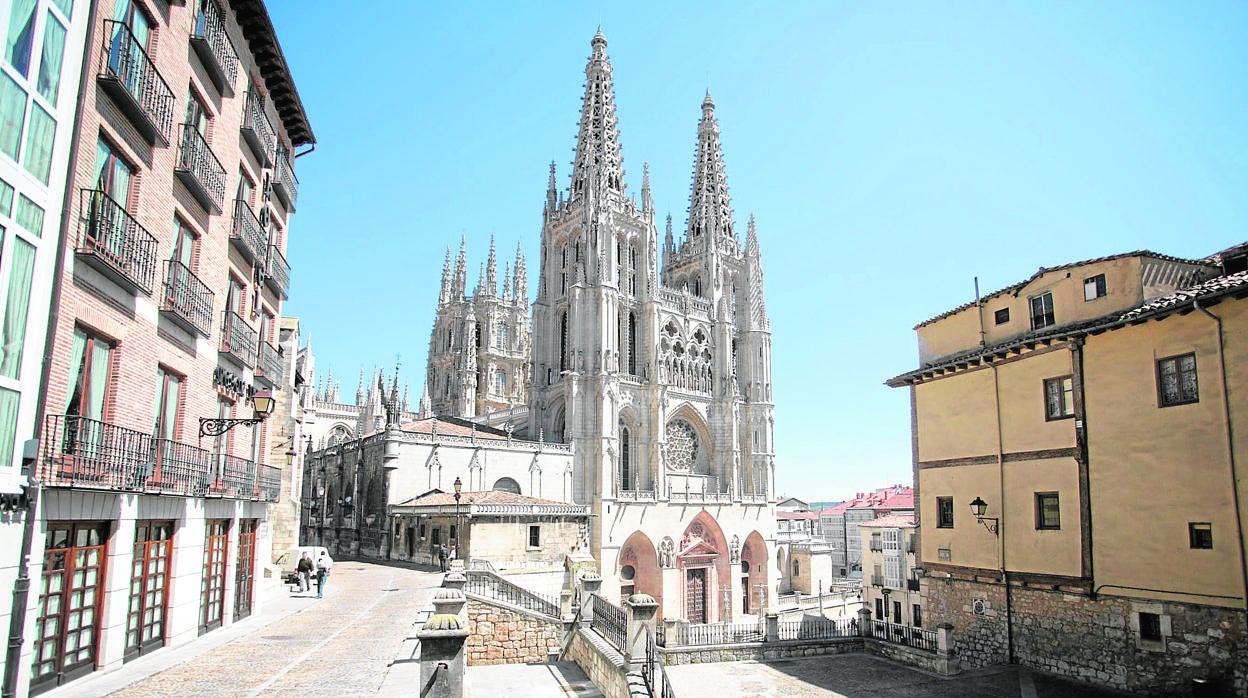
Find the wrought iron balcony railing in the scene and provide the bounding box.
[160,260,214,336]
[240,90,275,167]
[265,245,289,299]
[220,310,257,366]
[76,189,158,296]
[869,540,883,552]
[214,453,258,499]
[256,340,282,387]
[871,574,885,587]
[189,0,238,95]
[98,20,174,145]
[230,199,267,265]
[272,146,298,211]
[258,465,281,502]
[175,124,226,213]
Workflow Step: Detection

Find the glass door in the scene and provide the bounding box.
[125,521,172,660]
[234,520,256,620]
[199,520,228,634]
[31,522,110,692]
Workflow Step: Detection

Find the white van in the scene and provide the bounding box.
[274,546,332,586]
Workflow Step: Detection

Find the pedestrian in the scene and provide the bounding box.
[297,552,313,593]
[438,544,448,572]
[315,552,333,598]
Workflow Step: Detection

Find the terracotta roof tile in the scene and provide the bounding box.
[777,511,819,520]
[396,490,573,507]
[859,514,917,528]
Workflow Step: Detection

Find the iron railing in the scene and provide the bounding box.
[220,311,258,365]
[869,540,883,552]
[589,594,627,652]
[265,245,289,299]
[866,619,937,652]
[257,465,281,501]
[189,0,238,94]
[871,574,885,587]
[40,415,273,501]
[161,260,214,336]
[464,569,560,618]
[99,20,174,143]
[230,199,267,264]
[642,628,677,698]
[676,621,764,646]
[257,340,282,386]
[76,189,158,295]
[907,578,921,592]
[240,90,275,166]
[176,124,226,213]
[777,617,855,641]
[273,146,298,210]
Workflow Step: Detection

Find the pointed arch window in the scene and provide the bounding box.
[619,422,632,491]
[559,312,568,372]
[628,312,637,375]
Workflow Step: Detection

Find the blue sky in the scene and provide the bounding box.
[271,2,1248,501]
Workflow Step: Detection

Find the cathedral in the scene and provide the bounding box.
[424,30,778,622]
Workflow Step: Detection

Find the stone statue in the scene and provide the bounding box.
[729,535,741,564]
[659,537,675,568]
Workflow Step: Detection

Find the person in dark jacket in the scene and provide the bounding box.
[296,552,314,593]
[438,544,448,572]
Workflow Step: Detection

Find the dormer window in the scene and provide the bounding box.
[1084,274,1107,301]
[1029,292,1055,330]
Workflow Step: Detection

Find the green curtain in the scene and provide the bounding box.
[36,11,66,105]
[87,339,110,421]
[22,101,54,183]
[4,0,37,77]
[0,388,17,470]
[0,73,25,160]
[0,237,35,379]
[65,327,86,414]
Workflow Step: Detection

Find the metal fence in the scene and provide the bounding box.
[589,593,627,652]
[672,621,763,647]
[642,627,677,698]
[464,569,560,618]
[777,617,855,641]
[866,619,937,652]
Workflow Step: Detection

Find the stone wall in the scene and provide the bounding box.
[465,598,563,665]
[928,576,1248,696]
[565,627,630,698]
[660,637,862,665]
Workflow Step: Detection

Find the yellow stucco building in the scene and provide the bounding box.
[888,245,1248,695]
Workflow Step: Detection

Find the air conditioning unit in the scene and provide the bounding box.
[972,598,988,616]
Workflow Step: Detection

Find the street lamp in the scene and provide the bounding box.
[453,476,463,558]
[199,390,276,437]
[969,496,1000,535]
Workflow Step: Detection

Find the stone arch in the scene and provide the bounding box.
[618,530,662,614]
[491,477,521,494]
[326,423,353,446]
[741,531,768,614]
[677,511,731,623]
[548,398,566,444]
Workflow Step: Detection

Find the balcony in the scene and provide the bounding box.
[189,0,238,96]
[265,245,289,299]
[97,20,174,145]
[871,574,885,587]
[240,90,275,166]
[230,200,267,265]
[175,124,226,214]
[75,189,158,295]
[256,340,283,387]
[258,465,281,501]
[160,260,214,336]
[272,146,298,211]
[220,310,257,366]
[907,578,921,592]
[869,540,883,552]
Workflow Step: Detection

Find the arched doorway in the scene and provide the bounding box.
[618,531,662,615]
[677,512,729,624]
[741,531,768,615]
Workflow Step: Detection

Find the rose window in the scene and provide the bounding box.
[666,420,698,471]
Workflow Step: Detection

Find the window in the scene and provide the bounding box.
[418,521,426,539]
[1035,492,1060,530]
[185,90,209,136]
[1189,522,1212,549]
[792,560,800,576]
[493,369,506,396]
[874,598,883,620]
[1138,612,1162,642]
[1157,353,1198,407]
[1029,292,1054,330]
[94,137,133,204]
[152,367,182,441]
[0,236,35,378]
[619,424,631,488]
[913,604,922,628]
[528,525,540,549]
[936,497,954,528]
[65,326,114,422]
[430,528,440,546]
[1044,376,1074,420]
[236,170,253,207]
[1084,274,1106,301]
[993,308,1009,325]
[2,0,68,180]
[449,524,457,541]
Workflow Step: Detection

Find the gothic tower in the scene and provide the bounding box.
[526,32,776,623]
[426,237,530,418]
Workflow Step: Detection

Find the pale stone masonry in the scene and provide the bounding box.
[464,598,562,665]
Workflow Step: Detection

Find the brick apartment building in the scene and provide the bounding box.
[5,0,314,694]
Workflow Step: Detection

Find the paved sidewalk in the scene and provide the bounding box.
[466,661,604,698]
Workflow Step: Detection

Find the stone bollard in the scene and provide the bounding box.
[417,612,469,698]
[625,593,660,671]
[560,589,573,620]
[857,607,872,637]
[662,618,681,648]
[793,591,802,610]
[764,612,780,643]
[579,571,602,627]
[935,623,959,675]
[443,571,467,593]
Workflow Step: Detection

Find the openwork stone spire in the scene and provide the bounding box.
[514,242,527,302]
[452,237,468,300]
[745,214,769,328]
[485,235,498,297]
[686,91,734,241]
[570,29,625,200]
[439,246,452,305]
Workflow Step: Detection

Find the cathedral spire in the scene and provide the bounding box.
[641,162,652,213]
[356,368,365,406]
[545,161,558,213]
[570,29,625,201]
[514,242,527,303]
[745,214,769,328]
[485,235,498,297]
[664,213,674,255]
[453,237,468,300]
[502,262,512,302]
[439,246,452,305]
[686,90,734,242]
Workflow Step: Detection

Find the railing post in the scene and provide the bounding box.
[443,570,466,594]
[662,617,681,648]
[857,607,872,638]
[578,570,602,628]
[937,622,954,656]
[560,588,573,620]
[417,593,469,698]
[764,612,779,643]
[624,593,659,671]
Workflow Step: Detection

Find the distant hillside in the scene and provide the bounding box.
[809,501,841,511]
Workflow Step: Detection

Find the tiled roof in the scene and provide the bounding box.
[396,490,573,507]
[914,250,1209,329]
[398,417,511,438]
[859,514,916,528]
[890,263,1248,386]
[819,486,914,515]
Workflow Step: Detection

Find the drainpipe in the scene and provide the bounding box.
[1192,301,1248,609]
[989,362,1013,664]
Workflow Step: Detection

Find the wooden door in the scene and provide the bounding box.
[200,520,228,634]
[126,521,172,660]
[234,520,256,620]
[685,568,706,624]
[31,522,110,692]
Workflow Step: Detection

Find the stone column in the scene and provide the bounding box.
[764,612,779,643]
[624,593,660,670]
[443,571,467,595]
[560,589,574,620]
[579,570,602,627]
[662,618,682,648]
[416,615,469,698]
[858,606,872,637]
